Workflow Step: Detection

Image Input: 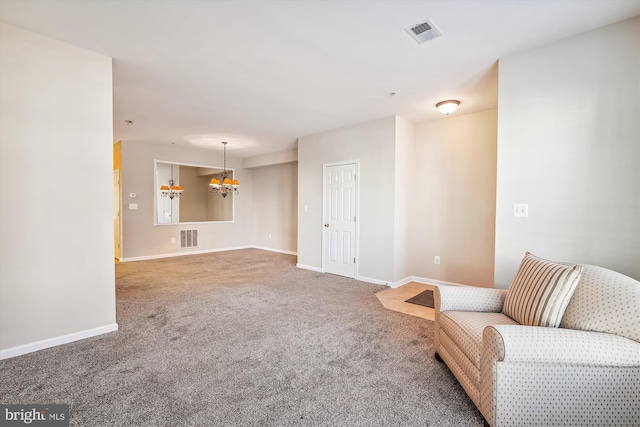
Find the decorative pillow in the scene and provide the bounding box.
[503,252,583,327]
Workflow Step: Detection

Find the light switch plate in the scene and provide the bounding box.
[513,203,528,217]
[129,193,137,198]
[129,203,138,210]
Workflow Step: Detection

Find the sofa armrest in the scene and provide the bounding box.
[480,325,640,426]
[434,285,507,313]
[434,285,506,356]
[483,325,640,367]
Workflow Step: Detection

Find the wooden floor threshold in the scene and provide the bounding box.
[376,282,435,321]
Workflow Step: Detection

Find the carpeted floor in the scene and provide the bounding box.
[0,249,483,426]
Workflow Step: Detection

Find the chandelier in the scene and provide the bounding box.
[210,141,239,198]
[160,166,183,199]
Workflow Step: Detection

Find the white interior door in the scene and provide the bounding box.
[323,162,357,278]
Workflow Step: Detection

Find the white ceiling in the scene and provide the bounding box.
[1,0,639,157]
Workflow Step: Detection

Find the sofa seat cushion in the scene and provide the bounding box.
[439,333,482,405]
[440,311,519,369]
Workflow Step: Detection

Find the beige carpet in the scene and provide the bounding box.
[0,249,483,426]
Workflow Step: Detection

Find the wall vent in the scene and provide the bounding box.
[180,230,198,248]
[405,18,442,44]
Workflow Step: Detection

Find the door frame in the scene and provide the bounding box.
[114,169,122,260]
[321,159,360,278]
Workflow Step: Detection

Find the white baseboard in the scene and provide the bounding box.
[291,270,468,289]
[119,246,252,262]
[294,267,387,284]
[383,276,469,288]
[296,263,323,273]
[251,246,297,256]
[389,276,415,288]
[0,323,119,360]
[356,275,390,286]
[409,276,469,288]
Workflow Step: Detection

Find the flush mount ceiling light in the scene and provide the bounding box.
[436,100,460,115]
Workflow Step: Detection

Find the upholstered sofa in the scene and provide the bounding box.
[434,253,640,427]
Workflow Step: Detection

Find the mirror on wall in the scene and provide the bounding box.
[155,160,234,224]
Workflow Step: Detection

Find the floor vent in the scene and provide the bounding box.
[405,18,442,44]
[180,230,198,248]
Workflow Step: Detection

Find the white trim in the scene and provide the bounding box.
[296,263,323,273]
[355,276,472,289]
[411,276,469,288]
[356,275,390,286]
[251,246,297,256]
[0,323,119,360]
[153,159,237,226]
[154,221,235,226]
[389,276,415,288]
[119,246,251,262]
[155,158,234,170]
[321,159,361,168]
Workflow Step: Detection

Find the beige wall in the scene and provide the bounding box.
[252,163,298,253]
[179,167,233,223]
[298,117,397,282]
[410,109,498,287]
[121,141,253,259]
[0,23,116,353]
[495,17,640,287]
[206,172,234,222]
[243,149,297,169]
[178,166,210,222]
[297,113,498,286]
[393,117,415,282]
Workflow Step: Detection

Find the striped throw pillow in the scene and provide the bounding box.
[503,252,583,327]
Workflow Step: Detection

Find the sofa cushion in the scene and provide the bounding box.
[561,265,640,343]
[439,331,483,395]
[439,311,519,369]
[503,252,582,327]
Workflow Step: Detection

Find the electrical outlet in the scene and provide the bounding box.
[171,237,176,244]
[434,256,441,265]
[268,233,272,239]
[513,203,529,217]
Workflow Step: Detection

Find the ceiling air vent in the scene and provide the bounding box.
[405,18,442,44]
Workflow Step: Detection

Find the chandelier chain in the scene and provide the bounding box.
[210,141,239,198]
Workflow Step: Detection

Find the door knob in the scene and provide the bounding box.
[324,224,329,227]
